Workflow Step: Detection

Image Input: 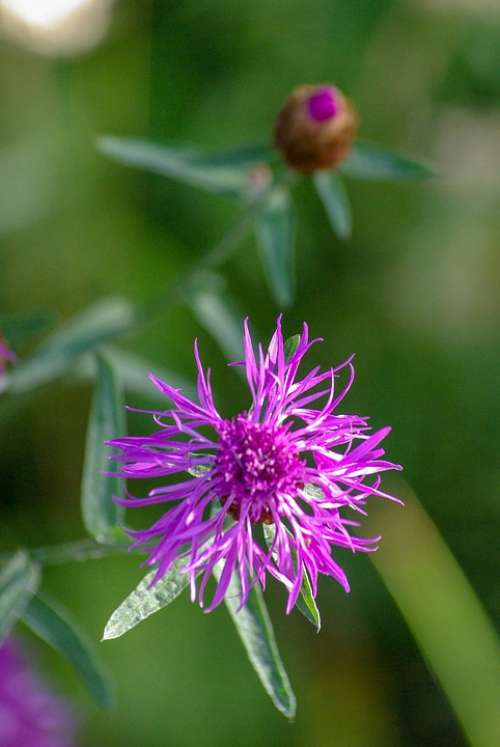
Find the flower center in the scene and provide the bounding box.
[214,414,305,523]
[307,86,339,122]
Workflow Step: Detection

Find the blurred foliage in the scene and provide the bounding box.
[1,0,500,745]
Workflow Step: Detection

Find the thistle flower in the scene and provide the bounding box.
[109,319,401,613]
[274,83,358,172]
[0,638,76,747]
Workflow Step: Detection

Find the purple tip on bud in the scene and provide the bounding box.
[307,86,339,122]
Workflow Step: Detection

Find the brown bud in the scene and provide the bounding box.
[274,84,358,173]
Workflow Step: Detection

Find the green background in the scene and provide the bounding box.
[1,1,500,745]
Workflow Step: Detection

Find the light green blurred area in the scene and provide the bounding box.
[1,1,500,745]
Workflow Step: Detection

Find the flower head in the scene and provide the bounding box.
[0,637,76,747]
[274,83,358,172]
[109,319,401,613]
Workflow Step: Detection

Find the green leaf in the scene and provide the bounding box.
[97,136,253,197]
[30,538,131,565]
[192,142,275,167]
[263,524,321,632]
[255,186,296,308]
[4,297,135,393]
[221,569,296,719]
[189,286,243,362]
[0,311,56,344]
[77,347,196,403]
[341,140,436,181]
[294,572,320,632]
[22,593,112,707]
[102,559,191,641]
[0,551,40,642]
[313,171,352,240]
[81,353,126,544]
[284,334,301,361]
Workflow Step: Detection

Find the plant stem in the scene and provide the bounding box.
[136,181,274,325]
[0,539,133,567]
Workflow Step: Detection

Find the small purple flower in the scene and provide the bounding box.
[0,337,17,375]
[0,338,17,395]
[307,86,339,122]
[0,638,76,747]
[109,319,401,613]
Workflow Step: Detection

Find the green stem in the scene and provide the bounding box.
[0,539,133,567]
[135,180,275,326]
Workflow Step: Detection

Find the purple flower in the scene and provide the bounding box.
[109,319,401,613]
[0,638,76,747]
[0,337,17,375]
[307,86,339,122]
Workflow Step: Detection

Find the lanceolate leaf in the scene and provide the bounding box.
[5,297,135,393]
[189,287,243,362]
[293,570,320,632]
[221,569,296,719]
[192,142,275,167]
[255,186,296,308]
[313,171,352,240]
[29,538,131,565]
[263,524,321,632]
[22,593,112,707]
[102,559,191,641]
[97,137,252,197]
[81,353,126,544]
[341,140,436,181]
[0,551,40,642]
[284,334,301,361]
[77,347,195,402]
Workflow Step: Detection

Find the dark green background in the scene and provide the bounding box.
[1,1,499,745]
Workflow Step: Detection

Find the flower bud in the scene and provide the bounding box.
[274,84,358,173]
